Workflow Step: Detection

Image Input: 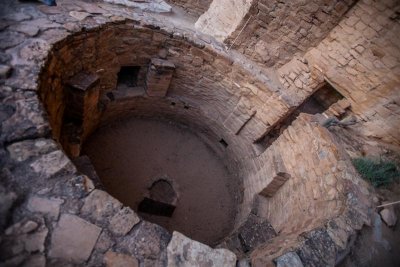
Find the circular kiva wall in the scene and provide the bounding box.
[34,19,373,266]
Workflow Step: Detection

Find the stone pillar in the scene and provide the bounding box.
[62,72,99,157]
[145,58,175,97]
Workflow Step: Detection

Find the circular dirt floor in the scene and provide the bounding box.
[83,117,239,245]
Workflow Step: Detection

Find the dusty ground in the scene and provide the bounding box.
[83,117,239,246]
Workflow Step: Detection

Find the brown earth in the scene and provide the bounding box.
[83,117,239,246]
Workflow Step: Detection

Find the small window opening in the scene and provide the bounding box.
[184,105,189,110]
[106,92,115,101]
[117,66,141,88]
[171,102,176,106]
[219,138,228,148]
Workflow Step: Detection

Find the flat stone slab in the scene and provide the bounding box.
[238,213,277,252]
[30,150,75,178]
[66,71,99,91]
[103,0,172,13]
[104,251,139,267]
[81,189,122,222]
[7,138,58,163]
[275,252,304,267]
[49,214,101,263]
[109,207,140,235]
[380,207,397,227]
[167,231,236,267]
[121,221,171,261]
[27,196,64,219]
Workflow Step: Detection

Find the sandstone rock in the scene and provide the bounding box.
[237,259,251,267]
[0,65,12,79]
[1,92,50,143]
[27,196,64,219]
[0,31,25,49]
[49,214,101,263]
[24,227,48,252]
[22,254,46,267]
[121,221,171,261]
[9,24,40,37]
[30,150,75,178]
[18,39,51,63]
[109,207,140,235]
[69,11,91,21]
[81,189,123,222]
[0,255,27,267]
[95,231,114,253]
[380,207,397,227]
[0,52,11,64]
[104,251,139,267]
[103,0,172,13]
[72,155,102,189]
[275,252,304,267]
[5,220,39,235]
[0,186,17,230]
[237,213,277,252]
[167,231,237,267]
[294,78,303,88]
[195,0,252,42]
[296,228,336,267]
[83,175,96,193]
[7,138,58,162]
[63,22,81,32]
[1,224,49,256]
[0,102,15,125]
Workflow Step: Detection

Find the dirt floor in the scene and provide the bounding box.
[83,117,239,246]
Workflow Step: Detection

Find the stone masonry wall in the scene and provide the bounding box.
[166,0,212,17]
[0,1,242,266]
[225,0,356,68]
[245,114,371,234]
[304,0,400,145]
[38,19,296,171]
[276,0,400,145]
[34,8,302,230]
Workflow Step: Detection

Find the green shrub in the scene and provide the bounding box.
[352,157,399,188]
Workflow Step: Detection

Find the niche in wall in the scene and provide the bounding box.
[255,81,346,150]
[117,66,141,89]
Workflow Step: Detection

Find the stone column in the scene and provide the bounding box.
[145,58,175,97]
[62,72,100,157]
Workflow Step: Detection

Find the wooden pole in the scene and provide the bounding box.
[377,200,400,208]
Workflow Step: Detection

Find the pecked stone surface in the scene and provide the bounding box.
[104,250,139,267]
[167,231,237,267]
[275,252,304,267]
[49,213,102,262]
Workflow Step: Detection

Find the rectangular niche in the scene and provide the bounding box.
[117,66,141,89]
[255,80,348,151]
[301,82,345,115]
